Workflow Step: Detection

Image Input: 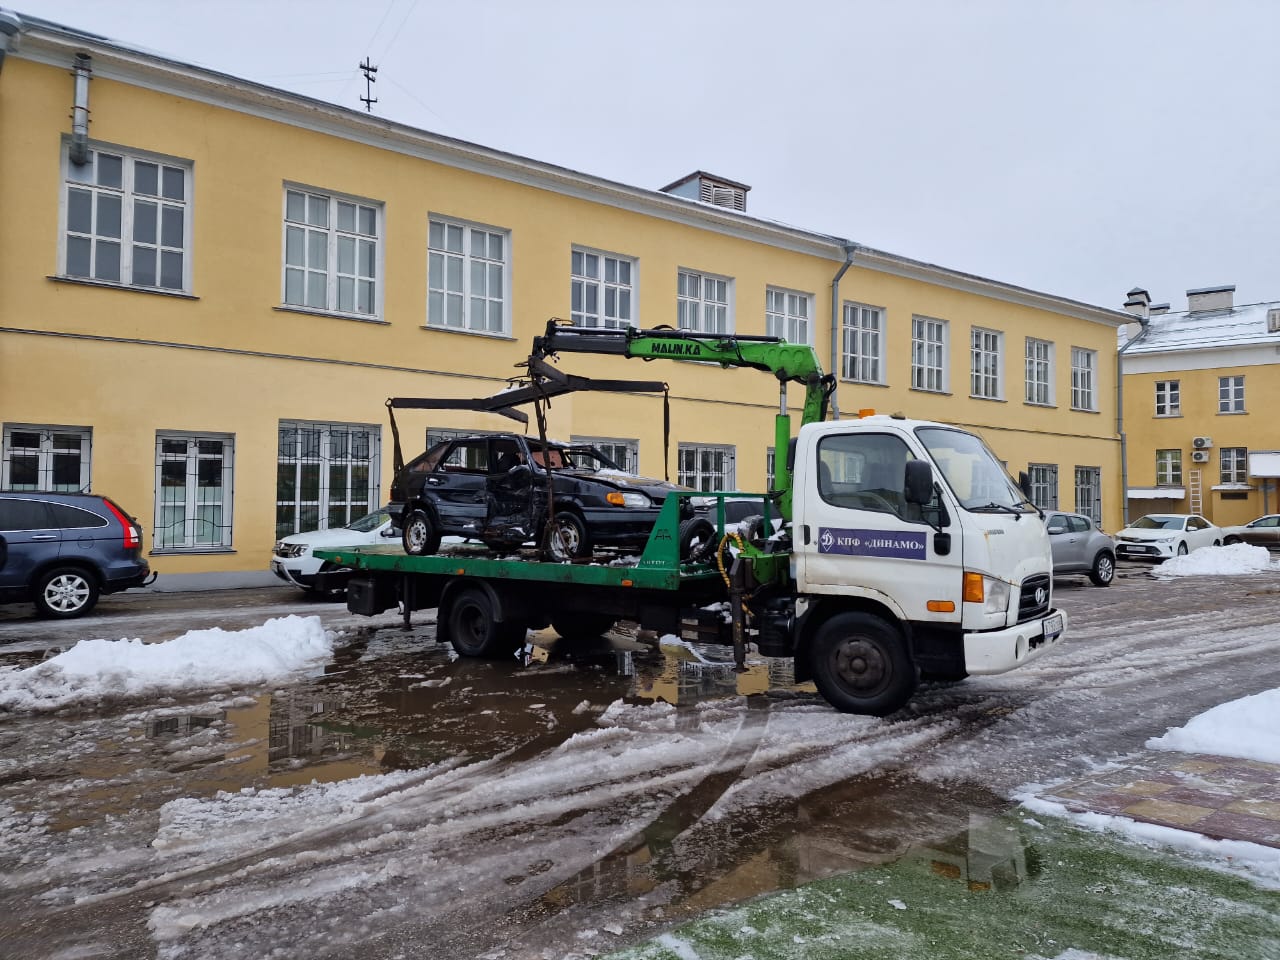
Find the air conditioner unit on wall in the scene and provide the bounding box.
[1192,436,1213,449]
[1191,450,1211,463]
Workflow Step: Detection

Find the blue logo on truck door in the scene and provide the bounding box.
[818,528,927,559]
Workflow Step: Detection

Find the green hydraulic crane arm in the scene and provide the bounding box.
[531,320,838,518]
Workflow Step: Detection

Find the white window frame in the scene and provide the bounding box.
[1218,375,1245,413]
[911,316,948,393]
[1024,337,1054,406]
[1028,463,1058,510]
[2,424,93,492]
[1220,447,1248,485]
[677,269,733,335]
[282,185,382,318]
[677,443,735,491]
[571,248,637,329]
[571,435,639,474]
[276,420,380,539]
[154,433,235,551]
[1074,465,1101,522]
[60,139,193,292]
[427,216,511,335]
[765,286,813,345]
[1155,380,1180,417]
[1156,449,1182,486]
[1071,347,1097,411]
[970,327,1003,400]
[842,302,885,384]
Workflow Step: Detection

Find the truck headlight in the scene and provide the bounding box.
[606,491,651,508]
[963,571,1011,614]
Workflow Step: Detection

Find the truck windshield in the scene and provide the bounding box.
[915,426,1030,512]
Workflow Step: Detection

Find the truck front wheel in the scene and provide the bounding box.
[809,612,915,716]
[447,588,525,658]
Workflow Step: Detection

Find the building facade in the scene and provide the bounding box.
[1120,286,1280,526]
[0,11,1130,580]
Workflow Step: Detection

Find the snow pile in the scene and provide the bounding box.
[1153,542,1274,577]
[1146,688,1280,764]
[0,615,334,712]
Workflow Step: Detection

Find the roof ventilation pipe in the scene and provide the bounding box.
[828,243,858,420]
[70,52,92,166]
[0,10,22,74]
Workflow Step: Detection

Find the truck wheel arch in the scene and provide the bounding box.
[794,594,909,683]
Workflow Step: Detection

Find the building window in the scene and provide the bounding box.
[62,143,192,291]
[1027,463,1058,510]
[1220,447,1248,485]
[155,434,234,550]
[2,425,92,491]
[1156,449,1182,486]
[571,249,636,329]
[678,443,735,491]
[911,316,948,392]
[1024,338,1053,405]
[283,187,380,316]
[276,421,380,538]
[842,303,884,383]
[1155,380,1180,417]
[428,217,509,334]
[677,269,731,334]
[970,328,1003,399]
[1218,375,1245,413]
[572,436,638,474]
[766,287,812,344]
[1070,347,1096,411]
[1074,466,1101,522]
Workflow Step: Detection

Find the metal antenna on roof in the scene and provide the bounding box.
[359,58,378,112]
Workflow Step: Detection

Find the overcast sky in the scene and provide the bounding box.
[21,0,1280,312]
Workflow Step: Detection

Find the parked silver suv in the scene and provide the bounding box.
[1044,510,1116,587]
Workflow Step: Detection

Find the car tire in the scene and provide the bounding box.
[1212,539,1222,547]
[1224,535,1242,545]
[546,510,590,561]
[1089,551,1115,587]
[551,613,617,644]
[446,588,524,658]
[808,612,915,716]
[677,517,718,562]
[34,567,99,619]
[402,509,442,556]
[1176,541,1189,556]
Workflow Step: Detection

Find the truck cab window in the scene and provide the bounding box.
[816,433,911,516]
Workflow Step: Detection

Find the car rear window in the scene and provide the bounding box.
[47,503,109,529]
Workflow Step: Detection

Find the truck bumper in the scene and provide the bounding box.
[963,607,1067,675]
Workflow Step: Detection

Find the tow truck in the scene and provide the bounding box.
[316,320,1066,715]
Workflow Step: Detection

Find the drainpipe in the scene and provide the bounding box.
[1116,319,1150,528]
[828,243,858,420]
[69,52,92,166]
[0,10,22,74]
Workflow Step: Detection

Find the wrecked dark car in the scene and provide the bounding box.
[387,433,710,560]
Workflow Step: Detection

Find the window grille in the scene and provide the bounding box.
[678,443,735,491]
[155,434,234,549]
[1,425,92,491]
[276,421,379,538]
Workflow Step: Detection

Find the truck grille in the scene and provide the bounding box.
[1017,574,1051,623]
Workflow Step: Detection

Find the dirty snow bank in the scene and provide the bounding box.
[1146,687,1280,764]
[1153,542,1275,577]
[0,615,334,712]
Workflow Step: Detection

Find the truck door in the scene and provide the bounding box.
[795,430,962,619]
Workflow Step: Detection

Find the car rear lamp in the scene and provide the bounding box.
[103,498,140,549]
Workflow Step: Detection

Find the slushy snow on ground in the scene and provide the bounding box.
[1146,687,1280,764]
[0,615,334,712]
[1153,542,1276,577]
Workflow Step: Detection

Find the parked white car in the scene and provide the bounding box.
[1114,513,1222,561]
[271,510,395,592]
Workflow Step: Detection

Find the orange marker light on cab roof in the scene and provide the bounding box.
[857,408,877,418]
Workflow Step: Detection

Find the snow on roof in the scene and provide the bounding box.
[1122,299,1280,356]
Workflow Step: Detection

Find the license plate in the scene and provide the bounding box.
[1042,613,1063,640]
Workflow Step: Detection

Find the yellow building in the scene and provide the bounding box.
[0,11,1131,583]
[1120,286,1280,526]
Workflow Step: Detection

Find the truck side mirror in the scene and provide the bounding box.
[904,460,933,505]
[1018,470,1032,500]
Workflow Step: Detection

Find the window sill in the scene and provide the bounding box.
[422,325,517,341]
[1024,401,1057,409]
[1154,413,1182,418]
[908,387,952,396]
[1071,407,1101,414]
[1217,410,1248,415]
[48,275,198,300]
[274,305,388,324]
[150,548,237,556]
[969,395,1007,403]
[840,378,888,387]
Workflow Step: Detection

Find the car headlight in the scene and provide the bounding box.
[1152,536,1176,544]
[606,491,651,508]
[963,572,1011,615]
[276,543,308,558]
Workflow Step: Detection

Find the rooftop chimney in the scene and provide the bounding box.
[1149,303,1170,315]
[1186,284,1234,313]
[660,171,750,213]
[1123,287,1150,318]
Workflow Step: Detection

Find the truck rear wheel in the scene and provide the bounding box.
[551,613,617,644]
[447,588,525,658]
[810,612,915,716]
